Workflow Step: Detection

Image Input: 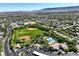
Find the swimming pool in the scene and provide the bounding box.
[47,37,56,44]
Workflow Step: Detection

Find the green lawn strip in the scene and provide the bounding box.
[0,42,3,56]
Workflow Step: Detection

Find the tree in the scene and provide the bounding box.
[68,44,78,52]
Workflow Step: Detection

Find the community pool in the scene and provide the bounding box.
[47,37,56,44]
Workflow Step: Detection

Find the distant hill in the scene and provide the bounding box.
[1,6,79,15]
[39,6,79,13]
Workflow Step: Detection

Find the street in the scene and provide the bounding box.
[4,24,13,56]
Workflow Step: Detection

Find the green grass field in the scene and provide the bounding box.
[0,42,3,56]
[12,27,45,47]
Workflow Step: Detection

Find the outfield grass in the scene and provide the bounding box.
[15,28,45,38]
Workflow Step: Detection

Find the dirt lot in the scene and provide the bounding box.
[19,36,31,42]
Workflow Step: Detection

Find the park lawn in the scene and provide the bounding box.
[12,27,45,47]
[15,28,45,38]
[0,42,3,56]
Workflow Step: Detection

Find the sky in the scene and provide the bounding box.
[0,3,79,12]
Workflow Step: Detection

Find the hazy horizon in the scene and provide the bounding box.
[0,3,79,12]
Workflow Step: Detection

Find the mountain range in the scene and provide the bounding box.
[1,6,79,15]
[39,6,79,13]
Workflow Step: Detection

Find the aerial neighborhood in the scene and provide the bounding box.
[1,4,79,56]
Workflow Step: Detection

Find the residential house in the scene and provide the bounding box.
[50,43,68,51]
[0,32,4,41]
[11,22,21,28]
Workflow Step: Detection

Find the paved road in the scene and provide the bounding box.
[4,24,13,56]
[3,23,33,56]
[13,47,35,56]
